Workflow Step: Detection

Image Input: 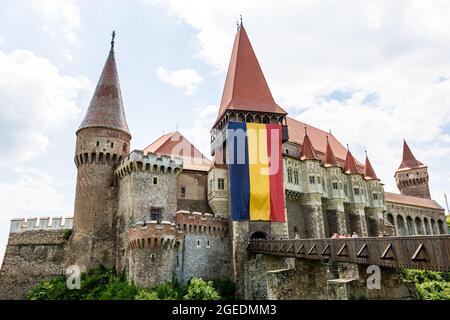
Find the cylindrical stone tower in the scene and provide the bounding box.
[70,33,131,269]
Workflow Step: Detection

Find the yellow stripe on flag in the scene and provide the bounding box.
[247,123,271,221]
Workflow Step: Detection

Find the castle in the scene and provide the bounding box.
[0,23,447,300]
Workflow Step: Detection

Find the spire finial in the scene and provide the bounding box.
[304,126,307,135]
[326,135,329,142]
[111,30,116,51]
[346,143,349,150]
[240,14,243,26]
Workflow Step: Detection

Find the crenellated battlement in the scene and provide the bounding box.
[176,210,228,237]
[9,216,73,234]
[128,220,183,250]
[115,150,183,179]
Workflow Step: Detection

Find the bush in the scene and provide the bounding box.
[184,278,221,300]
[28,265,227,301]
[212,278,236,300]
[63,229,73,240]
[403,269,450,300]
[417,281,450,300]
[135,289,160,300]
[28,265,136,300]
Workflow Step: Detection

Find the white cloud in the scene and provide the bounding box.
[152,0,450,208]
[156,67,203,95]
[0,167,72,266]
[0,49,91,165]
[182,104,218,158]
[32,0,81,46]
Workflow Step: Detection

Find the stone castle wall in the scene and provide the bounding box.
[0,230,68,299]
[176,211,229,283]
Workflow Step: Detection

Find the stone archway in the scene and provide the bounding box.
[431,219,437,235]
[438,220,445,235]
[396,215,406,236]
[415,217,424,235]
[424,217,431,235]
[406,216,415,235]
[250,231,270,240]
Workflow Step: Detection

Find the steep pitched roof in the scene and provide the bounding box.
[385,192,443,210]
[364,152,379,180]
[398,140,424,170]
[216,24,286,123]
[300,128,319,160]
[324,136,338,167]
[344,148,363,174]
[143,131,211,171]
[286,117,363,166]
[78,38,130,135]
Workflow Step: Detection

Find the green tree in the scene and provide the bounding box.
[403,269,450,300]
[184,278,221,300]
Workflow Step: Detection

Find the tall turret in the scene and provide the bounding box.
[209,21,288,298]
[71,32,131,268]
[394,140,430,199]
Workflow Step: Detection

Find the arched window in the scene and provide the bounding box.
[293,168,299,185]
[287,167,293,183]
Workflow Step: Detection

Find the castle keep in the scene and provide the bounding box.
[0,23,447,300]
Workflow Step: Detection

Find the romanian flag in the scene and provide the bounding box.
[227,121,285,222]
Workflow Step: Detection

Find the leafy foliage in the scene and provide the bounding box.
[63,229,73,240]
[212,278,237,300]
[28,265,231,301]
[403,269,450,300]
[28,264,136,300]
[183,278,221,300]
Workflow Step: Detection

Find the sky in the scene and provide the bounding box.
[0,0,449,264]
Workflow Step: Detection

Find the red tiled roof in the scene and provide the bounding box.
[286,117,364,168]
[324,136,338,167]
[78,45,130,135]
[344,149,363,174]
[216,25,286,123]
[144,131,211,171]
[300,129,319,160]
[385,192,444,210]
[364,153,379,180]
[398,140,424,170]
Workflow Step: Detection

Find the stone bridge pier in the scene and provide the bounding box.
[244,253,417,300]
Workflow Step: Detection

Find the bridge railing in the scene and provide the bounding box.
[247,235,450,272]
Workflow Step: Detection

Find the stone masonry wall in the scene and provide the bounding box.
[181,234,229,283]
[0,230,68,300]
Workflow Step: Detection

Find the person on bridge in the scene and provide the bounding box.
[351,232,359,238]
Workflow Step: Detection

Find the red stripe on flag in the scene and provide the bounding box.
[266,124,285,222]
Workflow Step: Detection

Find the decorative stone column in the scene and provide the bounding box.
[325,199,347,235]
[348,204,368,237]
[366,208,384,236]
[300,194,325,238]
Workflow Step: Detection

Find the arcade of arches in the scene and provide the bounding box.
[386,203,447,236]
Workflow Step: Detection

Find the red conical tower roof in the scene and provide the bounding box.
[78,32,130,136]
[364,151,379,180]
[215,23,286,123]
[344,147,362,174]
[300,128,319,160]
[324,135,338,167]
[398,140,424,170]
